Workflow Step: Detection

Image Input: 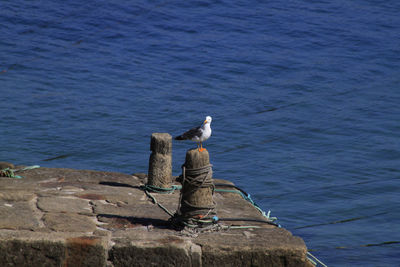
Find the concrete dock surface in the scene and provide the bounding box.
[0,165,313,267]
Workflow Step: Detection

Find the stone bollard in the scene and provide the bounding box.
[177,148,216,226]
[147,133,172,189]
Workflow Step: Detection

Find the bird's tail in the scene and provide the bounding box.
[175,135,185,140]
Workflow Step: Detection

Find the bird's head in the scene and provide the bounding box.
[204,116,212,124]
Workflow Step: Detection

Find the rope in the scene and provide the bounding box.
[140,185,218,230]
[143,189,175,217]
[139,184,183,217]
[218,217,280,227]
[16,165,41,171]
[0,168,21,178]
[177,164,216,222]
[141,184,181,194]
[0,165,40,178]
[214,187,279,225]
[307,252,328,267]
[139,184,182,218]
[182,164,215,195]
[222,225,261,230]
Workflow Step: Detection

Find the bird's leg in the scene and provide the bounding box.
[199,142,206,152]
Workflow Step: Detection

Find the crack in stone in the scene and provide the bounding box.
[31,195,46,229]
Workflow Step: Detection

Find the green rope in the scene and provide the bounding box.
[141,187,175,217]
[0,165,40,179]
[15,165,41,172]
[141,184,181,194]
[215,188,279,225]
[223,225,261,230]
[181,219,214,228]
[307,252,328,267]
[0,168,21,178]
[180,220,262,231]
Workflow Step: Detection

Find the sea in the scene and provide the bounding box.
[1,1,399,266]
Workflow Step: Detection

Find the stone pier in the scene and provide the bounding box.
[0,165,313,266]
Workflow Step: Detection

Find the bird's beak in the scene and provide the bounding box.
[204,120,207,124]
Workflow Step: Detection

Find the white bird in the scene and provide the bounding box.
[175,116,212,152]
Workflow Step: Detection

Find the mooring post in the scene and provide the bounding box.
[178,148,216,224]
[147,133,172,189]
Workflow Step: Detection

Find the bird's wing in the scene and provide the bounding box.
[175,125,202,140]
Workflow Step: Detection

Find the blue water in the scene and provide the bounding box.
[1,1,400,265]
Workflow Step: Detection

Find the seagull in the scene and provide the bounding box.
[175,116,212,152]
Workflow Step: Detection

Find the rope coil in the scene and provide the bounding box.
[0,168,20,178]
[172,163,217,229]
[0,165,40,179]
[181,164,215,196]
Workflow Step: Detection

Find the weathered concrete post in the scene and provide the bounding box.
[147,133,172,189]
[178,148,216,224]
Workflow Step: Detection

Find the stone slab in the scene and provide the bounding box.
[37,196,92,214]
[0,201,41,230]
[196,228,310,267]
[43,212,97,233]
[0,230,107,267]
[0,190,35,201]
